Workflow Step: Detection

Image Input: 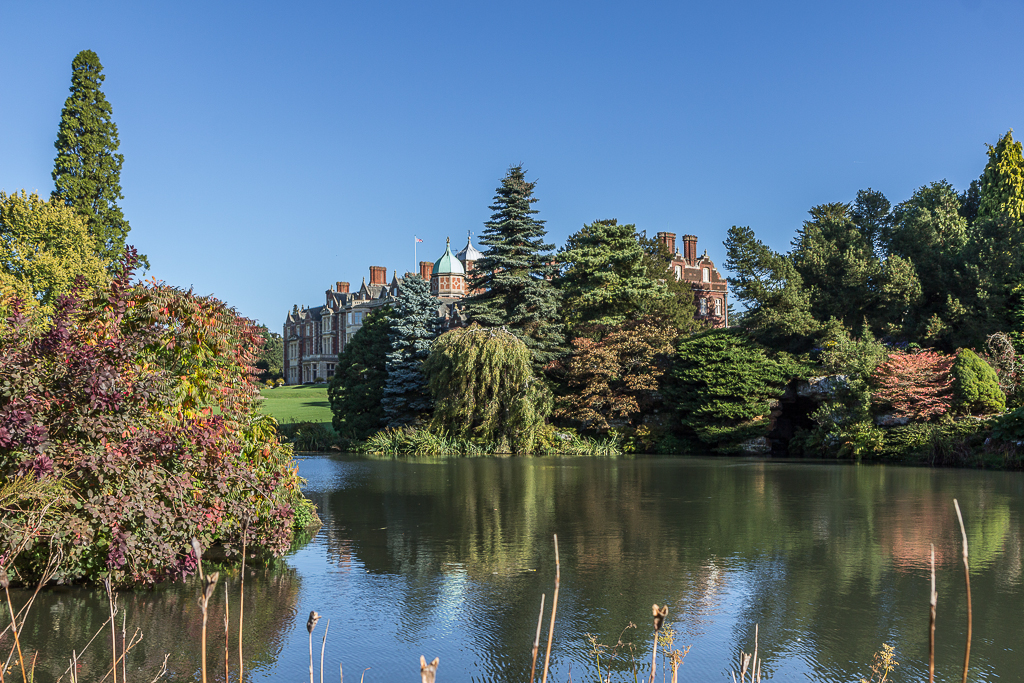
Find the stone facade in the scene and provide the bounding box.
[657,232,729,327]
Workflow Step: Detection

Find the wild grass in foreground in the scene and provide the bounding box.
[0,500,976,682]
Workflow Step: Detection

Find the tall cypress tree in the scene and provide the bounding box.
[978,129,1024,224]
[52,50,138,270]
[382,276,442,427]
[465,165,564,369]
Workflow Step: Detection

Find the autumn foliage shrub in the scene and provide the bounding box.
[0,250,307,586]
[871,349,953,422]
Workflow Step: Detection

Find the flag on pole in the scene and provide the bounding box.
[415,237,423,243]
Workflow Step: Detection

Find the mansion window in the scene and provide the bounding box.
[700,298,708,316]
[674,265,681,280]
[323,316,331,333]
[714,298,722,316]
[702,267,710,282]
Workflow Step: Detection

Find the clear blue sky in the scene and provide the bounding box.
[2,0,1021,328]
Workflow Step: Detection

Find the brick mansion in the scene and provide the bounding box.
[282,232,728,384]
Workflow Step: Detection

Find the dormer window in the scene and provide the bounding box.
[702,267,710,283]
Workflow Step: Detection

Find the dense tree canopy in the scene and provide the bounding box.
[51,50,140,270]
[329,307,392,439]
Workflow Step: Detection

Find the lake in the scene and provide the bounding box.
[8,455,1023,682]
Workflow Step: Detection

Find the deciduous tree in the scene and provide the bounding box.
[871,350,953,422]
[425,325,551,453]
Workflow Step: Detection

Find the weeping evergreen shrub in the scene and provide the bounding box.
[952,348,1005,415]
[424,324,552,454]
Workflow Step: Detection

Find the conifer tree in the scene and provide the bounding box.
[382,276,442,427]
[51,50,138,270]
[466,165,564,369]
[557,219,666,333]
[978,130,1024,223]
[329,307,393,438]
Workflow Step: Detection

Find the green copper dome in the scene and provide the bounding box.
[433,237,465,275]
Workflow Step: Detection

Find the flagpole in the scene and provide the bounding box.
[414,235,417,273]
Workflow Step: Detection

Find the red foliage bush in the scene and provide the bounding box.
[871,349,954,422]
[0,250,306,586]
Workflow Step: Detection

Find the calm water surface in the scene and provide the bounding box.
[9,455,1024,682]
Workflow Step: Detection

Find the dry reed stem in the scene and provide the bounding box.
[529,593,545,683]
[1,575,26,683]
[339,661,343,683]
[121,608,127,683]
[224,583,231,683]
[55,614,117,683]
[541,534,559,683]
[929,543,936,683]
[104,578,117,683]
[953,499,971,683]
[649,604,667,683]
[199,571,220,683]
[359,667,370,683]
[419,655,438,683]
[148,653,170,683]
[307,611,320,683]
[320,619,330,683]
[239,521,247,683]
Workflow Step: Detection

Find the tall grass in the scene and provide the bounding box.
[361,426,623,457]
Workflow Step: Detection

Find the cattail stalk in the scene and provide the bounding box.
[542,534,560,683]
[307,611,321,683]
[954,499,971,683]
[320,619,330,683]
[224,583,231,683]
[239,520,248,683]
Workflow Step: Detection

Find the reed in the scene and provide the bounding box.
[1,572,26,683]
[419,655,438,683]
[320,619,329,683]
[541,534,560,683]
[648,604,667,683]
[529,594,545,683]
[953,499,972,683]
[103,578,117,683]
[929,543,936,683]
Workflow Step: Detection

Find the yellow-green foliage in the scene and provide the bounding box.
[952,348,1005,415]
[0,190,107,319]
[424,324,552,454]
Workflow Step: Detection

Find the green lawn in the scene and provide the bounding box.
[259,384,333,424]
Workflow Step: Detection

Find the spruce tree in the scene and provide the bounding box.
[52,50,138,270]
[465,165,564,369]
[382,276,442,427]
[329,307,393,438]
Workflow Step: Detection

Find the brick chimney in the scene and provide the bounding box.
[682,235,698,264]
[656,231,676,255]
[336,281,349,293]
[369,266,387,285]
[419,261,434,281]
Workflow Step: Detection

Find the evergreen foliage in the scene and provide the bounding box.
[978,129,1024,223]
[669,329,795,453]
[51,50,140,270]
[723,225,818,349]
[951,348,1005,415]
[465,165,564,369]
[424,325,551,454]
[557,219,666,333]
[382,276,441,427]
[255,325,284,381]
[0,190,107,319]
[328,307,393,439]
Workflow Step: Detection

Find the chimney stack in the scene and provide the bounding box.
[336,281,349,293]
[656,232,676,256]
[682,235,698,264]
[369,266,387,285]
[419,261,434,281]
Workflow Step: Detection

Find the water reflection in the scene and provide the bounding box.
[5,456,1023,682]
